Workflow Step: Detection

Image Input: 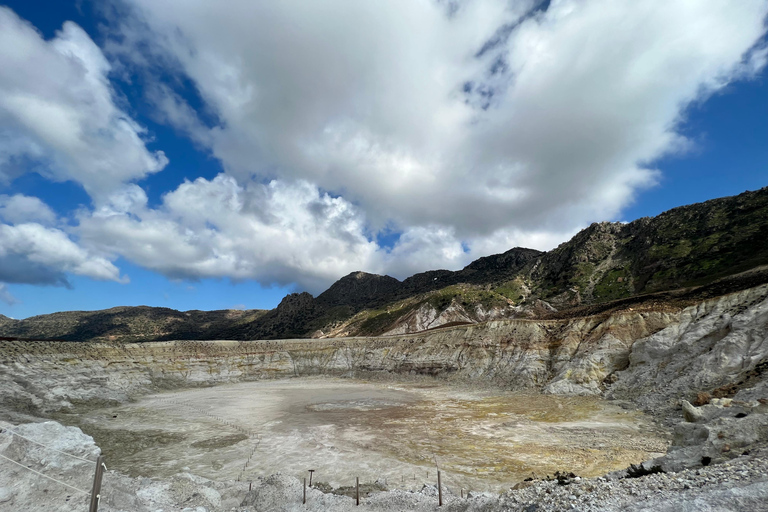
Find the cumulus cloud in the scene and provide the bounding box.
[0,7,167,199]
[0,194,56,225]
[0,222,124,287]
[76,175,579,291]
[78,176,380,291]
[382,226,469,278]
[3,1,768,295]
[113,0,768,239]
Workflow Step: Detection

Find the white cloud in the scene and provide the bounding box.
[3,1,768,295]
[0,283,18,306]
[78,176,381,292]
[144,83,213,147]
[0,222,124,286]
[0,7,167,199]
[0,194,56,225]
[77,174,576,292]
[113,0,768,240]
[383,226,469,278]
[67,0,766,291]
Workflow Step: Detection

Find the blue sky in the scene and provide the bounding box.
[0,0,766,319]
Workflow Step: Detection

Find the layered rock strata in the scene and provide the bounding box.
[1,284,767,423]
[2,284,768,510]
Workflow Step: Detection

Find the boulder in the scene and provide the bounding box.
[682,400,704,423]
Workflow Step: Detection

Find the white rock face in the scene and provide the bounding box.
[2,285,767,418]
[608,285,768,412]
[682,400,704,422]
[0,420,253,511]
[0,420,100,512]
[2,285,768,511]
[382,299,502,336]
[654,402,768,472]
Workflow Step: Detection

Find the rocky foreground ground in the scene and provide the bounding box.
[1,283,768,510]
[1,413,766,512]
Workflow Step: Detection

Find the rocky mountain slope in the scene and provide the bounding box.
[1,279,768,510]
[523,186,768,306]
[2,187,768,342]
[0,306,267,343]
[2,283,767,419]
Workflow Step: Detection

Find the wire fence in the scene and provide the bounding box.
[1,397,472,509]
[155,396,263,482]
[2,427,98,464]
[155,393,471,506]
[0,425,97,506]
[0,452,91,495]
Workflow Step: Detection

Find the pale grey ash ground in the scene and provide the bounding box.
[2,284,768,510]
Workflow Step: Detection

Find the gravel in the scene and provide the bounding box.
[498,447,768,512]
[2,418,766,511]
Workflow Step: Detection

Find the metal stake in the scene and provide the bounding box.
[437,470,442,507]
[88,455,106,512]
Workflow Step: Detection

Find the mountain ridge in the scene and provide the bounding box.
[2,187,768,341]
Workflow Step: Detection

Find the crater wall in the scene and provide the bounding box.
[2,285,767,420]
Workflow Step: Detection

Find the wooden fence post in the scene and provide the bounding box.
[437,470,442,507]
[88,455,106,512]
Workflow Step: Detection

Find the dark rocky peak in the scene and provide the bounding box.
[0,314,14,328]
[618,186,768,293]
[529,222,625,293]
[462,247,542,274]
[230,292,317,340]
[530,187,768,301]
[398,248,542,295]
[316,272,402,308]
[101,305,144,314]
[545,222,623,264]
[276,292,315,312]
[562,221,622,247]
[624,186,768,245]
[401,269,456,293]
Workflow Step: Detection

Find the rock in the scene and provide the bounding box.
[608,284,768,421]
[198,487,221,508]
[658,411,768,473]
[0,487,14,503]
[682,401,704,423]
[1,274,768,511]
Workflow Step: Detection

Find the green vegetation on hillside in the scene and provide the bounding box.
[4,187,768,341]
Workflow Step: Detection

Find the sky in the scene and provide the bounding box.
[0,0,766,319]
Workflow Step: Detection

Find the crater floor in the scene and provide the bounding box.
[64,377,669,493]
